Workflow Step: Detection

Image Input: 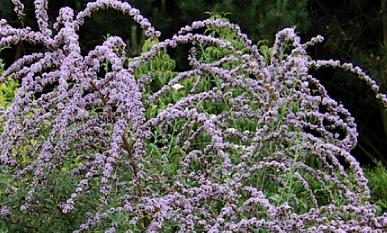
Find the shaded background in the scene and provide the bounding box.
[1,0,386,166]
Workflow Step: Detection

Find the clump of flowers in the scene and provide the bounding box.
[1,0,387,232]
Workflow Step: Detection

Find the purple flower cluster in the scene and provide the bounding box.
[1,0,387,232]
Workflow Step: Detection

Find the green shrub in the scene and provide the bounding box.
[365,162,387,214]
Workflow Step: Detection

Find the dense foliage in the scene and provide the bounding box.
[365,162,387,213]
[0,0,387,232]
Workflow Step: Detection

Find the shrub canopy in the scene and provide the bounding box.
[0,0,387,232]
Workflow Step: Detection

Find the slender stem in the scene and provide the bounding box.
[122,134,139,176]
[89,80,139,176]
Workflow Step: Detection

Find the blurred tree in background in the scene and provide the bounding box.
[0,0,386,165]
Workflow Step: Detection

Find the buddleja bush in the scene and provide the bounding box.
[0,0,387,232]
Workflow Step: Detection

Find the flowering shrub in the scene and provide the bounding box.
[1,0,387,232]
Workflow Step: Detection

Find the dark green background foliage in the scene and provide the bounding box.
[0,0,386,163]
